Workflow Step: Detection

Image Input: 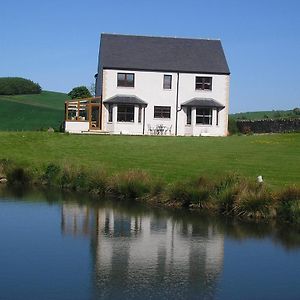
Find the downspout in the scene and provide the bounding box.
[142,107,146,135]
[175,72,180,136]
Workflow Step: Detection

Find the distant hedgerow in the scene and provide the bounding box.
[0,77,42,95]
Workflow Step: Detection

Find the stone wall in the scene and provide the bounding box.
[237,119,300,134]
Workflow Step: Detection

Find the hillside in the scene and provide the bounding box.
[0,91,69,131]
[230,109,299,120]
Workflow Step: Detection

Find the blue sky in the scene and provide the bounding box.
[1,0,300,113]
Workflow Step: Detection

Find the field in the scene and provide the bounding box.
[231,110,297,120]
[0,132,299,188]
[0,91,68,131]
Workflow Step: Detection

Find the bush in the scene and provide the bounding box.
[228,117,239,135]
[293,108,300,116]
[68,86,92,99]
[277,186,300,223]
[0,77,41,95]
[6,166,32,186]
[41,163,61,185]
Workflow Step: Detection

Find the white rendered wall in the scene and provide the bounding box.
[177,73,230,136]
[102,69,177,135]
[105,104,144,135]
[65,121,89,133]
[102,69,229,136]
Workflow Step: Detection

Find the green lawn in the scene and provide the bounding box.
[0,132,299,188]
[0,91,69,131]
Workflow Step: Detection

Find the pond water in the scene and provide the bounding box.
[1,188,300,300]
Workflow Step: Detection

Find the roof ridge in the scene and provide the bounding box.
[101,32,221,42]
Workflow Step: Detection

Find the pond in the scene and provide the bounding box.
[1,188,300,300]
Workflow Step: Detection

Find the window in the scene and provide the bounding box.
[195,77,212,90]
[117,105,134,122]
[154,106,171,118]
[163,75,172,89]
[108,104,113,122]
[186,107,191,125]
[117,73,134,87]
[196,108,212,125]
[138,106,142,123]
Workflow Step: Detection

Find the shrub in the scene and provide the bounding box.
[6,166,32,186]
[293,108,300,116]
[68,86,92,99]
[277,186,300,223]
[41,163,61,185]
[0,77,41,95]
[228,117,239,135]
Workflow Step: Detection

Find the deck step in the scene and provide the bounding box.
[81,130,110,135]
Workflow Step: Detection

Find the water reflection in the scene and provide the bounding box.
[1,186,300,299]
[62,202,225,299]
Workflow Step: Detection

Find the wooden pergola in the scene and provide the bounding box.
[65,96,102,130]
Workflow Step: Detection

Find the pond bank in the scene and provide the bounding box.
[1,159,300,225]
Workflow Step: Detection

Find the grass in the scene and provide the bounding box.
[0,91,69,131]
[1,159,300,223]
[0,132,299,188]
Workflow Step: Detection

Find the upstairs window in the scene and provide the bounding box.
[195,76,212,91]
[154,106,171,118]
[117,73,135,87]
[196,108,212,125]
[163,75,172,89]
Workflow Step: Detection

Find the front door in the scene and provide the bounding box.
[89,104,101,130]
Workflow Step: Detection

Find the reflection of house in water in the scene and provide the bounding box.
[94,209,224,299]
[61,203,224,299]
[61,204,95,237]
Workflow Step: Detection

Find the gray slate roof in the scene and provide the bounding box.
[181,98,225,109]
[99,34,230,75]
[103,95,148,106]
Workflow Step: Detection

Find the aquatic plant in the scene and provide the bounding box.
[107,170,152,200]
[277,186,300,223]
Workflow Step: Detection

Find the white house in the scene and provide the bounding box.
[65,33,230,136]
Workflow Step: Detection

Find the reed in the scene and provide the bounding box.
[1,159,300,223]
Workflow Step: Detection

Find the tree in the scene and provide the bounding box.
[0,77,41,95]
[89,83,96,97]
[293,107,300,115]
[68,86,92,99]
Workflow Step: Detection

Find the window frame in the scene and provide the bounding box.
[117,73,135,88]
[195,76,212,91]
[163,75,172,90]
[196,108,212,125]
[154,106,171,119]
[117,104,135,122]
